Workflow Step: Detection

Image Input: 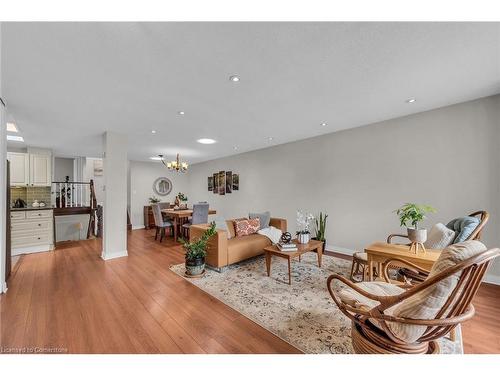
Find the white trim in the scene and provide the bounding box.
[11,245,53,256]
[483,273,500,286]
[132,225,145,230]
[101,250,128,260]
[325,244,356,256]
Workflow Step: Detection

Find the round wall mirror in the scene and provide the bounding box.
[153,177,172,196]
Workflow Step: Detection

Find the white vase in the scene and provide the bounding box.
[407,228,427,243]
[297,232,310,244]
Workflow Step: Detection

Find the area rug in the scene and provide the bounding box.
[170,253,463,354]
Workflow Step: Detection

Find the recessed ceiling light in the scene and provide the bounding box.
[229,75,240,82]
[178,111,185,115]
[6,122,18,132]
[197,138,217,145]
[321,122,327,127]
[406,98,416,103]
[149,156,162,161]
[233,146,238,150]
[151,130,156,134]
[7,135,24,142]
[268,137,274,141]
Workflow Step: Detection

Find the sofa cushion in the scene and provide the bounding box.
[227,234,271,264]
[249,211,271,229]
[214,216,232,239]
[446,216,480,243]
[234,218,260,237]
[424,223,456,249]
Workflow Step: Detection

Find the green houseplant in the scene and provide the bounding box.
[180,222,217,276]
[148,196,160,204]
[395,203,436,243]
[313,212,328,251]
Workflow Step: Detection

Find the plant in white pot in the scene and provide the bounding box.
[395,203,436,245]
[296,210,315,244]
[180,222,217,276]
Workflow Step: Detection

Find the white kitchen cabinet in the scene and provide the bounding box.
[7,152,30,186]
[10,209,54,255]
[29,154,52,186]
[7,152,52,187]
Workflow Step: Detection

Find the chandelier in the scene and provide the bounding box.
[159,153,188,172]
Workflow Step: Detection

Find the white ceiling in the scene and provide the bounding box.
[2,22,500,164]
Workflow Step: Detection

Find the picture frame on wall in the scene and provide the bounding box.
[225,171,232,193]
[208,176,213,191]
[218,171,225,195]
[232,174,239,190]
[213,173,218,194]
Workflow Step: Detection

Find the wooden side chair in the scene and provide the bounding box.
[327,241,499,354]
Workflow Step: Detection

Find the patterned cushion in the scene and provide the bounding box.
[424,223,456,249]
[249,211,271,229]
[234,218,260,237]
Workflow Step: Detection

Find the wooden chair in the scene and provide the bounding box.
[327,242,499,354]
[388,211,489,283]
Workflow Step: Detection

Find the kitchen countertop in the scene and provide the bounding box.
[11,207,54,211]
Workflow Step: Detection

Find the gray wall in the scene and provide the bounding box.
[185,95,500,279]
[129,160,189,229]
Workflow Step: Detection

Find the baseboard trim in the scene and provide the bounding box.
[12,244,53,256]
[101,250,128,260]
[325,244,356,256]
[483,273,500,286]
[132,225,145,230]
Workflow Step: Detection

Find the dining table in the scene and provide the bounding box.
[161,208,217,242]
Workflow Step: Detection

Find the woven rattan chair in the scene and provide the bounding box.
[327,241,499,354]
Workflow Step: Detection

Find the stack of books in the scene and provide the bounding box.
[277,242,297,252]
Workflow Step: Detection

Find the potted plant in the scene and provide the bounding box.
[395,203,436,244]
[313,212,328,251]
[149,196,160,204]
[180,222,217,276]
[296,210,315,244]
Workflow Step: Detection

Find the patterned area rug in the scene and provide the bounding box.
[170,253,463,354]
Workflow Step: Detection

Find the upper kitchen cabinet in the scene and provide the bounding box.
[29,154,52,186]
[7,152,52,187]
[7,152,29,186]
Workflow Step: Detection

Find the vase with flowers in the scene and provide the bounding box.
[296,210,315,244]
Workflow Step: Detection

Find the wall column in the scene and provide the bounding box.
[101,131,128,260]
[0,22,7,293]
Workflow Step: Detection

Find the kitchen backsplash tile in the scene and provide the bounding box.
[10,186,52,207]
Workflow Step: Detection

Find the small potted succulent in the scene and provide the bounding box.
[296,210,315,244]
[313,212,328,251]
[180,222,217,276]
[395,203,436,244]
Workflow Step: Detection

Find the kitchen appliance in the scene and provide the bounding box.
[14,198,26,208]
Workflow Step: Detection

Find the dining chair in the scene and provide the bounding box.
[181,203,209,240]
[151,203,173,242]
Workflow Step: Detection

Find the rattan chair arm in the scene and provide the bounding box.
[326,274,396,305]
[387,234,409,244]
[381,257,430,283]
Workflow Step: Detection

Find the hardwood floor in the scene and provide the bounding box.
[1,229,499,354]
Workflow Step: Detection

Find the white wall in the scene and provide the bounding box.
[129,160,189,229]
[84,157,104,204]
[186,95,500,279]
[54,157,74,182]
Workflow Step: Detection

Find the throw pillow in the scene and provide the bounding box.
[446,216,480,243]
[234,218,260,237]
[213,216,232,239]
[249,211,271,229]
[424,223,456,249]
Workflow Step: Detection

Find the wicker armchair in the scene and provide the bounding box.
[327,241,499,354]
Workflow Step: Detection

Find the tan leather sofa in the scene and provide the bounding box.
[190,217,287,270]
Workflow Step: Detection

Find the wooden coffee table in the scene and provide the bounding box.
[263,239,323,285]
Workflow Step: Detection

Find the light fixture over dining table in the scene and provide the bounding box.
[158,153,188,172]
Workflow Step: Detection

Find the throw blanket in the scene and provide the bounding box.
[258,226,283,244]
